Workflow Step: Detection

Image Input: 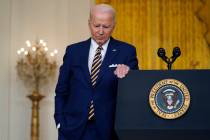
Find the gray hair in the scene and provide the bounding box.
[89,4,116,22]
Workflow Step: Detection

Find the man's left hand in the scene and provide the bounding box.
[114,64,130,78]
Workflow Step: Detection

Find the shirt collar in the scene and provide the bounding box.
[91,38,110,50]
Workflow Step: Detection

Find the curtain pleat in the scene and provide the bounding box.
[96,0,210,69]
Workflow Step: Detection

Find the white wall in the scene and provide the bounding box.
[0,0,11,139]
[0,0,95,140]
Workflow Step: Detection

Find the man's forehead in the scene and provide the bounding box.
[91,10,113,20]
[90,13,114,25]
[92,12,113,19]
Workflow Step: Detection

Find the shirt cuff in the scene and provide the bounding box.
[56,123,60,129]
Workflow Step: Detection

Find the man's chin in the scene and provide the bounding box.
[96,39,108,46]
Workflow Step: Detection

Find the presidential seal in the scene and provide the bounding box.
[149,79,190,119]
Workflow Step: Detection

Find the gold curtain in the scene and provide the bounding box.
[96,0,210,69]
[197,0,210,46]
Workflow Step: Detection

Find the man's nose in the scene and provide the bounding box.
[99,26,104,35]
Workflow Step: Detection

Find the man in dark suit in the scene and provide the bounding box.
[54,4,139,140]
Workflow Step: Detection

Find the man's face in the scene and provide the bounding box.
[89,12,115,46]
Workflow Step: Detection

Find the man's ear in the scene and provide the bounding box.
[111,22,116,32]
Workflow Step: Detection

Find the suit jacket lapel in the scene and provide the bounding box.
[96,37,119,86]
[80,38,92,87]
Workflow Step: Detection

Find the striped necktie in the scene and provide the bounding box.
[88,45,103,120]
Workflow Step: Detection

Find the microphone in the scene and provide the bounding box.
[157,47,181,70]
[171,47,181,63]
[157,48,169,63]
[172,47,181,57]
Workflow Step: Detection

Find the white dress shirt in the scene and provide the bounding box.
[88,39,110,73]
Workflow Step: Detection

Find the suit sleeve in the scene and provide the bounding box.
[54,46,72,126]
[125,46,139,70]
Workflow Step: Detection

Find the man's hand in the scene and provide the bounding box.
[114,64,130,78]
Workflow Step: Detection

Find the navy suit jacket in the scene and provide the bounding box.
[55,37,139,140]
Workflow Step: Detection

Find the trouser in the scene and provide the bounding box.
[80,120,99,140]
[62,119,121,140]
[58,121,99,140]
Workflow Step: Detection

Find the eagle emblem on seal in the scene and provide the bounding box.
[149,79,190,119]
[162,89,180,110]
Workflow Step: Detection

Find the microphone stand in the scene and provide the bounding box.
[157,47,181,70]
